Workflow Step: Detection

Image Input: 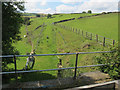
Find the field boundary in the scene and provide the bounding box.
[55,24,117,47]
[53,13,110,24]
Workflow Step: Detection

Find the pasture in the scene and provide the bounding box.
[58,13,118,41]
[5,13,117,83]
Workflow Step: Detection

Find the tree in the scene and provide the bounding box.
[88,10,92,14]
[47,14,52,18]
[36,14,40,17]
[102,12,107,14]
[82,11,86,13]
[2,2,24,71]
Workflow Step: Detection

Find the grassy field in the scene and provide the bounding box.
[5,13,117,83]
[52,13,97,21]
[58,13,118,41]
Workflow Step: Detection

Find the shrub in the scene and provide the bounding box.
[96,45,120,79]
[102,12,107,14]
[47,14,52,18]
[82,11,86,13]
[88,10,92,14]
[24,17,31,25]
[36,14,40,17]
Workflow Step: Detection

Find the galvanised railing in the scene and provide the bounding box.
[1,51,114,81]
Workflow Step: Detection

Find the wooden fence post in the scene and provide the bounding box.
[96,34,98,42]
[103,37,105,46]
[76,29,77,34]
[82,30,83,36]
[86,32,87,38]
[57,59,62,78]
[91,33,92,40]
[73,28,74,32]
[74,53,78,79]
[113,40,115,46]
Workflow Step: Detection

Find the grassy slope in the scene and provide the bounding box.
[59,13,118,41]
[52,13,96,21]
[54,25,108,76]
[8,20,58,82]
[6,13,113,83]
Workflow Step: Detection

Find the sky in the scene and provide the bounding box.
[24,0,119,14]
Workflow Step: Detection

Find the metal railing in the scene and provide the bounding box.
[1,51,114,80]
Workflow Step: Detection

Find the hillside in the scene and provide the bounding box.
[5,13,117,83]
[58,13,118,41]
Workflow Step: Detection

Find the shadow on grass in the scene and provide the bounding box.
[2,72,57,84]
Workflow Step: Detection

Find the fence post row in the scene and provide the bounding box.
[57,24,116,47]
[74,53,79,79]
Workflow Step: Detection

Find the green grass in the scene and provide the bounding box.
[59,13,118,41]
[52,13,96,21]
[4,13,116,83]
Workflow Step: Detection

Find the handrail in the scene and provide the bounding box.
[1,51,115,80]
[0,64,106,75]
[1,51,114,58]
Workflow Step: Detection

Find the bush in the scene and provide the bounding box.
[36,14,40,17]
[82,11,86,13]
[47,14,52,18]
[96,45,120,79]
[102,12,107,14]
[24,17,31,25]
[88,10,92,14]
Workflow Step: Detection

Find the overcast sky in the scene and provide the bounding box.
[24,0,119,14]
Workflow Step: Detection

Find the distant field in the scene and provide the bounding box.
[52,13,97,21]
[59,13,118,41]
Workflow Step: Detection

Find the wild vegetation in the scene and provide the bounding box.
[2,2,24,71]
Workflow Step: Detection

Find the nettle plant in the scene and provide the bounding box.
[96,45,120,79]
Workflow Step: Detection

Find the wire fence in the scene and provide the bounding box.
[55,24,117,47]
